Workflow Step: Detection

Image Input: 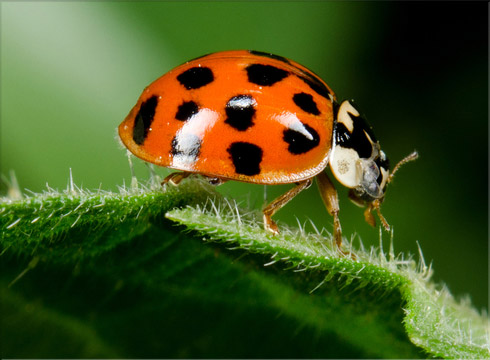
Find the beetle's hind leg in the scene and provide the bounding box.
[162,172,228,187]
[262,179,312,235]
[162,171,192,186]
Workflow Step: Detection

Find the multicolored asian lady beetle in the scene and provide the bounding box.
[119,50,417,248]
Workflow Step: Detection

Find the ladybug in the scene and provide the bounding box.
[119,50,417,248]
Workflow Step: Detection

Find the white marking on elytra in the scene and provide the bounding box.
[172,133,202,167]
[290,121,314,140]
[337,100,359,133]
[227,95,257,109]
[274,112,313,140]
[171,108,219,169]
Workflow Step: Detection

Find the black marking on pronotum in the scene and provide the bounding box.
[177,67,214,90]
[335,112,377,159]
[227,142,263,176]
[283,123,320,155]
[375,154,390,184]
[293,92,320,115]
[298,74,331,99]
[133,95,158,145]
[245,64,288,86]
[171,133,202,162]
[225,95,256,131]
[176,101,199,121]
[332,100,341,119]
[248,50,291,65]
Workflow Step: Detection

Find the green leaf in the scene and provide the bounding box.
[1,176,488,358]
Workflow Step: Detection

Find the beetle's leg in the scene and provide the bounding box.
[162,171,192,186]
[262,179,312,235]
[348,189,365,208]
[363,204,377,228]
[368,200,390,231]
[316,172,342,248]
[206,177,227,186]
[348,190,390,231]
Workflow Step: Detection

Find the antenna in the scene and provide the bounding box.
[387,150,419,184]
[370,150,419,231]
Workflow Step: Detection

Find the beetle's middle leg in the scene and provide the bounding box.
[262,179,312,235]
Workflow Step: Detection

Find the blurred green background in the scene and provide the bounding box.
[1,2,487,310]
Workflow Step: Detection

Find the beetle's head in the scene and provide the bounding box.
[329,100,418,229]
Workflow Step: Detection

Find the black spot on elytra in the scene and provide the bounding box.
[225,95,256,131]
[133,96,158,145]
[335,111,377,159]
[293,92,320,115]
[176,101,199,121]
[248,51,330,98]
[177,67,214,90]
[283,123,320,154]
[298,74,331,99]
[171,133,201,162]
[248,50,291,65]
[245,64,288,86]
[227,142,263,176]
